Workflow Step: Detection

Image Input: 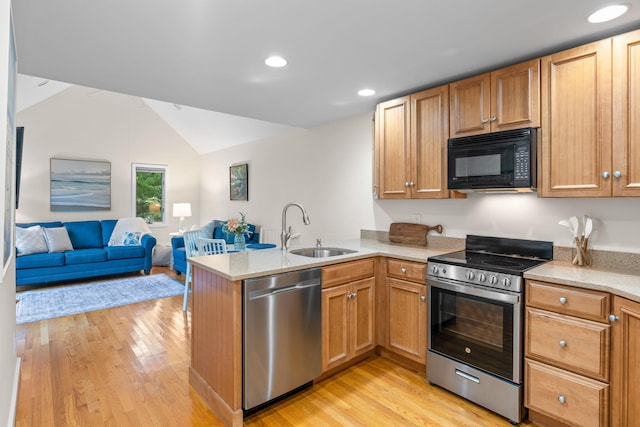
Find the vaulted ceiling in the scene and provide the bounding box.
[12,1,640,153]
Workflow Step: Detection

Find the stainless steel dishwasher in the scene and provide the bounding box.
[243,267,322,411]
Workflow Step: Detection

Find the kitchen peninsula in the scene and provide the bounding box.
[187,237,640,427]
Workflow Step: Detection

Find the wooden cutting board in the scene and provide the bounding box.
[389,223,443,246]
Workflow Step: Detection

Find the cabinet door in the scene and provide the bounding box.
[539,39,612,197]
[351,278,375,357]
[410,85,450,198]
[322,284,350,371]
[449,73,491,137]
[376,97,411,199]
[387,278,427,363]
[491,59,540,132]
[611,296,640,427]
[613,29,640,196]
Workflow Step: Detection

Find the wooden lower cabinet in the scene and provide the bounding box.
[610,296,640,426]
[526,359,609,427]
[321,260,375,372]
[384,259,427,364]
[387,278,427,363]
[525,279,611,427]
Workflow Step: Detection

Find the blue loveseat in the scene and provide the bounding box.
[171,220,260,275]
[16,220,156,286]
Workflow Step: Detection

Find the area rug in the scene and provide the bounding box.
[16,274,185,324]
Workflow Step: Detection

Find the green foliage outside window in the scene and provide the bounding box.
[136,170,164,223]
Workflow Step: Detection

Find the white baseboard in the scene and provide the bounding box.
[7,357,20,427]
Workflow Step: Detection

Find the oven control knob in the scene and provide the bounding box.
[489,275,498,285]
[477,273,486,282]
[431,265,439,275]
[466,271,475,280]
[502,277,511,287]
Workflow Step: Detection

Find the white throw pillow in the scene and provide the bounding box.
[43,226,74,253]
[108,218,152,246]
[15,225,49,256]
[122,231,142,246]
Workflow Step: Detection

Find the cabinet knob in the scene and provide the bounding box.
[558,395,566,404]
[613,171,622,179]
[481,118,489,124]
[420,295,427,301]
[405,181,410,187]
[559,340,567,347]
[400,268,407,274]
[609,314,619,322]
[559,297,567,305]
[410,181,415,187]
[602,171,610,179]
[490,116,497,122]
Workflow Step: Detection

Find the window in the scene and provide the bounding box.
[132,163,167,226]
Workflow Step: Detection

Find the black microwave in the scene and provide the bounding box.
[447,127,538,192]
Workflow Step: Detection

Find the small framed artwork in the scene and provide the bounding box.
[230,163,248,201]
[50,158,111,211]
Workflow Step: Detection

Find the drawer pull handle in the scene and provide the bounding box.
[455,369,480,384]
[558,395,566,404]
[400,268,407,274]
[559,297,567,304]
[559,340,567,347]
[609,314,619,322]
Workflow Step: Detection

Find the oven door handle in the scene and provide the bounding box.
[427,278,521,304]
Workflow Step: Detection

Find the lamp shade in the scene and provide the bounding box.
[172,203,192,218]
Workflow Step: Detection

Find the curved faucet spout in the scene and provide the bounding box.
[281,203,310,251]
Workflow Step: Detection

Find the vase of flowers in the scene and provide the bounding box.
[224,212,249,251]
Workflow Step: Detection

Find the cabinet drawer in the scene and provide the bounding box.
[526,307,610,381]
[525,359,609,427]
[387,259,426,283]
[526,280,610,322]
[322,258,375,288]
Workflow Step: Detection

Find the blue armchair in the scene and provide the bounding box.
[171,221,260,275]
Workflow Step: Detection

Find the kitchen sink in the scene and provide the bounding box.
[289,247,357,258]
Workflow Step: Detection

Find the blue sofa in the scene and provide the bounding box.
[171,221,260,275]
[16,220,157,286]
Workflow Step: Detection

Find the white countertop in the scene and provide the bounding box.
[188,238,640,302]
[524,260,640,303]
[188,238,448,281]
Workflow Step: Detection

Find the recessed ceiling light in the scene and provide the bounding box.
[588,4,629,23]
[37,80,50,87]
[173,103,182,110]
[358,88,376,97]
[265,56,287,68]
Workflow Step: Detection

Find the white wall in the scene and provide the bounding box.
[201,112,640,253]
[15,86,202,246]
[0,2,18,426]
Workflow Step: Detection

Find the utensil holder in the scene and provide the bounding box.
[572,236,591,267]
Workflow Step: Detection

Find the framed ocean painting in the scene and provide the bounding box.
[50,158,111,211]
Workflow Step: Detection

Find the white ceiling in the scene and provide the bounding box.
[11,1,640,153]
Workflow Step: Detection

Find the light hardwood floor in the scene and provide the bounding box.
[16,268,536,426]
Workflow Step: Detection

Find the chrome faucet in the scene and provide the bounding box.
[281,202,310,251]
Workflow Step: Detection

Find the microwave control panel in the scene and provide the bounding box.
[514,146,531,184]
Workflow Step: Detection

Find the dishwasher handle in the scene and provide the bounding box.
[248,278,320,300]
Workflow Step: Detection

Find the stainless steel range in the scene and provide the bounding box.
[426,235,552,425]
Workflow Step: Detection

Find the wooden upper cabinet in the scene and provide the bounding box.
[410,86,450,199]
[376,97,411,199]
[375,85,452,199]
[539,39,613,197]
[612,29,640,196]
[450,59,540,137]
[449,73,491,136]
